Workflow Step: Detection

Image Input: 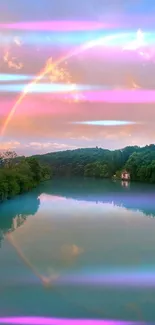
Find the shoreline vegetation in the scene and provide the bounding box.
[0,151,51,203]
[33,144,155,182]
[1,144,155,202]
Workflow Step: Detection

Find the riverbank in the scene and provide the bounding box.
[0,156,51,203]
[1,142,155,203]
[33,145,155,184]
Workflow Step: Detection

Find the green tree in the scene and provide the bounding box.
[100,164,110,178]
[1,151,17,168]
[0,152,52,203]
[41,164,51,180]
[26,157,42,183]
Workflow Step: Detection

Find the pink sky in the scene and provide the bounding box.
[0,92,154,155]
[0,6,155,155]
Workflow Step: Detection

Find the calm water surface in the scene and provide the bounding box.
[1,178,155,323]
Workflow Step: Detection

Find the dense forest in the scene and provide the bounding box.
[0,151,51,202]
[1,144,155,203]
[33,144,155,183]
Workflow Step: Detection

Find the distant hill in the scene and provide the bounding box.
[32,144,155,183]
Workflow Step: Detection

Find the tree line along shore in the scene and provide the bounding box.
[1,144,155,202]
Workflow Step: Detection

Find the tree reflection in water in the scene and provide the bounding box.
[1,178,155,247]
[0,190,40,246]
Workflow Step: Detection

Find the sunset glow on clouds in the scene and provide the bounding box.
[0,0,155,155]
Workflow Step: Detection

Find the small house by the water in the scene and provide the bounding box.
[121,170,130,181]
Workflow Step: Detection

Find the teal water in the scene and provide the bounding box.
[0,178,155,322]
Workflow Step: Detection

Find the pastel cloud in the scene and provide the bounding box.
[0,22,155,155]
[26,141,77,152]
[0,92,155,154]
[0,140,79,156]
[0,140,20,151]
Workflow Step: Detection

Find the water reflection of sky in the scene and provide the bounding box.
[37,178,155,219]
[38,193,144,220]
[1,183,155,322]
[3,192,155,286]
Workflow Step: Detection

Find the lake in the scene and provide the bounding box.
[0,177,155,324]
